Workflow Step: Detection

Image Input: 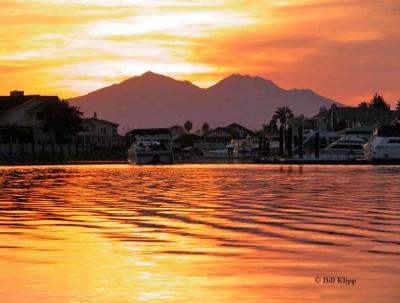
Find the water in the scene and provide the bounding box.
[0,164,399,303]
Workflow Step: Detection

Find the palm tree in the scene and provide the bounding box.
[201,122,210,134]
[272,106,294,130]
[273,106,294,156]
[184,120,193,133]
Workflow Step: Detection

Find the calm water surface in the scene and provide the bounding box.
[0,164,399,303]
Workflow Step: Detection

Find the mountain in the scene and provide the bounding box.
[70,71,341,131]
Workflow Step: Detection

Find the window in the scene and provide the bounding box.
[388,139,400,144]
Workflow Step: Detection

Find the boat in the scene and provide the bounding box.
[201,143,234,159]
[202,139,258,159]
[364,125,400,161]
[320,134,366,160]
[127,128,174,165]
[202,149,230,159]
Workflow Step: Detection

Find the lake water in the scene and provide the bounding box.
[0,164,399,303]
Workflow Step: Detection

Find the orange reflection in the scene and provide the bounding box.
[0,164,400,302]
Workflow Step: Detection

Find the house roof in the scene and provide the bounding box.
[204,127,237,137]
[312,110,329,119]
[203,123,255,138]
[226,123,255,135]
[169,125,185,131]
[0,95,38,111]
[82,117,119,127]
[0,95,60,112]
[40,96,60,103]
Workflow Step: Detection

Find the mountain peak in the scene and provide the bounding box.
[210,73,280,91]
[121,71,186,86]
[141,71,164,78]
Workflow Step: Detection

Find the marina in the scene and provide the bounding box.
[2,1,400,302]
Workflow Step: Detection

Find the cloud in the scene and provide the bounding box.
[0,0,399,106]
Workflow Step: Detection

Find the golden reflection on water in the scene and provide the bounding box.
[0,164,400,303]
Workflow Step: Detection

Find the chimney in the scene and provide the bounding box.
[93,112,97,119]
[10,90,24,97]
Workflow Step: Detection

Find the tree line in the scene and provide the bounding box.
[262,93,399,135]
[183,120,210,134]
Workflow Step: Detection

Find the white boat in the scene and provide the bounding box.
[364,125,400,161]
[127,129,174,165]
[321,135,366,159]
[202,149,230,159]
[202,139,258,159]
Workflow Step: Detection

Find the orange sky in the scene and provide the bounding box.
[1,0,399,106]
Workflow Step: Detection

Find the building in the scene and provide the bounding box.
[202,123,255,143]
[325,104,399,131]
[77,113,121,147]
[0,91,58,143]
[168,125,187,140]
[194,123,255,150]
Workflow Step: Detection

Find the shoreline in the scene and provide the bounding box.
[2,158,400,166]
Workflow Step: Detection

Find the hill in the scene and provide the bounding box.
[70,71,341,131]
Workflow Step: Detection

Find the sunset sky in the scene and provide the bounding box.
[1,0,399,106]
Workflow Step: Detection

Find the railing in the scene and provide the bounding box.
[0,143,126,163]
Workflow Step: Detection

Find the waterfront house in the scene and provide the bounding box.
[195,123,255,150]
[0,91,58,143]
[325,104,399,131]
[77,113,121,147]
[168,125,187,140]
[202,123,255,143]
[168,125,187,149]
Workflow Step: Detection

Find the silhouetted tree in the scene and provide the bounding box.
[42,99,83,143]
[184,120,193,133]
[269,118,278,133]
[201,122,210,134]
[272,106,294,153]
[396,99,400,111]
[358,101,369,108]
[272,106,294,130]
[369,93,390,111]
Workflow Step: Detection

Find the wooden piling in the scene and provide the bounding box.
[279,125,284,156]
[315,131,320,159]
[298,126,303,159]
[287,126,293,158]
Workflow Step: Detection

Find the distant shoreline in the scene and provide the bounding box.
[1,158,400,167]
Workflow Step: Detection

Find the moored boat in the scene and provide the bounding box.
[321,135,366,160]
[127,128,174,165]
[364,125,400,161]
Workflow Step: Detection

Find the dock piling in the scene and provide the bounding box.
[298,126,303,159]
[315,131,320,159]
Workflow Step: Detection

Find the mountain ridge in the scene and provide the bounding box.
[70,71,342,131]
